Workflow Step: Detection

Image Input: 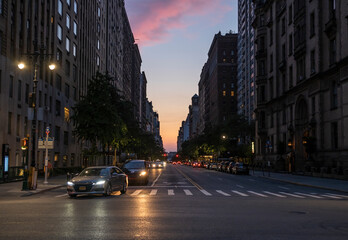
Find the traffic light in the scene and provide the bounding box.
[21,138,29,150]
[176,154,179,158]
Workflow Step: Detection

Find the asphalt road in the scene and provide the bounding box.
[0,164,347,240]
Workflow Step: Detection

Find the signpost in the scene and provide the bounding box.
[38,127,54,184]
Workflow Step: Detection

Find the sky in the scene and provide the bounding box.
[125,0,238,152]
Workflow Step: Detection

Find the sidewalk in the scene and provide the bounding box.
[0,175,67,197]
[251,170,348,193]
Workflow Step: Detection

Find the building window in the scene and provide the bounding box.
[56,100,61,116]
[282,44,286,61]
[331,81,338,109]
[55,126,60,142]
[310,12,315,37]
[331,122,338,149]
[222,90,226,96]
[16,115,20,136]
[73,21,77,36]
[312,96,316,115]
[25,83,29,104]
[310,50,316,74]
[18,80,22,101]
[57,24,62,41]
[65,83,70,98]
[329,0,336,18]
[288,4,292,24]
[97,39,100,50]
[281,17,286,35]
[330,38,336,65]
[73,64,77,82]
[96,56,100,66]
[231,91,234,97]
[74,0,78,14]
[269,28,273,46]
[269,54,273,72]
[66,0,70,6]
[8,112,12,134]
[269,78,273,99]
[97,7,101,17]
[56,48,62,65]
[73,43,76,57]
[73,87,77,101]
[64,131,69,145]
[65,60,70,76]
[56,74,62,91]
[297,57,305,82]
[9,75,13,98]
[289,34,293,55]
[66,14,70,29]
[64,107,69,122]
[289,65,293,88]
[58,0,63,16]
[66,37,70,52]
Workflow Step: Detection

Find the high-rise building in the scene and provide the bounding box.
[238,0,256,122]
[253,0,348,173]
[198,32,239,133]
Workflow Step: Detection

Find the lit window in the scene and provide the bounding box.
[64,107,69,122]
[66,14,70,29]
[97,56,100,66]
[57,24,62,40]
[98,7,101,17]
[231,91,235,96]
[73,21,77,36]
[222,91,226,96]
[97,39,100,50]
[66,37,70,52]
[58,0,63,16]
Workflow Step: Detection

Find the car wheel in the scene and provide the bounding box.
[121,181,127,194]
[69,194,77,198]
[104,183,112,196]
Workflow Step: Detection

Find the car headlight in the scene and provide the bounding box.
[139,171,147,176]
[67,181,74,186]
[94,180,106,185]
[152,164,156,167]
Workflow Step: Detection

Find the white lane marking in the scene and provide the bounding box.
[321,194,342,199]
[236,185,244,188]
[149,189,158,196]
[200,189,212,196]
[232,190,249,197]
[295,192,323,199]
[248,191,268,197]
[325,193,348,198]
[184,189,193,196]
[263,191,286,198]
[151,172,162,187]
[168,189,175,196]
[131,190,142,196]
[279,192,305,198]
[55,193,68,198]
[216,190,231,196]
[278,186,290,190]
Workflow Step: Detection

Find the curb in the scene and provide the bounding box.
[256,175,348,194]
[21,184,65,197]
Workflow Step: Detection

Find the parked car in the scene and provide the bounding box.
[209,162,218,170]
[226,161,236,173]
[231,162,249,175]
[122,160,149,185]
[221,161,230,172]
[67,166,128,198]
[192,162,201,168]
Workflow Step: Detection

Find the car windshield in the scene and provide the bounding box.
[79,168,109,177]
[124,161,145,169]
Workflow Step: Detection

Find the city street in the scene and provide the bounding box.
[0,164,348,240]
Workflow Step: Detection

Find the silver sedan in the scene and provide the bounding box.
[67,166,128,197]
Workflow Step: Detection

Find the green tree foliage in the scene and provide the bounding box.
[71,72,163,159]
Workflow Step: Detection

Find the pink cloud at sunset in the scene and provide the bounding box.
[126,0,233,46]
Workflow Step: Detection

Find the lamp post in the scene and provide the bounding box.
[18,40,55,189]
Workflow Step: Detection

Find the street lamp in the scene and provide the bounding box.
[18,40,55,189]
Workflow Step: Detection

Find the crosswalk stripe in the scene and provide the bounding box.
[55,193,68,198]
[149,189,158,196]
[324,193,348,198]
[216,190,231,196]
[248,191,268,197]
[279,192,305,198]
[168,189,175,195]
[295,192,323,199]
[131,190,142,196]
[200,189,212,196]
[263,191,286,198]
[278,186,290,190]
[236,185,244,188]
[232,190,249,197]
[184,189,193,196]
[321,194,342,199]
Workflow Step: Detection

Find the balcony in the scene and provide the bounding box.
[324,15,337,38]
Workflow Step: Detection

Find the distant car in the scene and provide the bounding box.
[226,162,236,173]
[67,166,128,198]
[122,160,149,185]
[209,162,218,170]
[151,160,164,168]
[231,162,249,175]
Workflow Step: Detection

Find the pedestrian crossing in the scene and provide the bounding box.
[123,188,348,200]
